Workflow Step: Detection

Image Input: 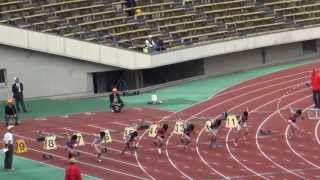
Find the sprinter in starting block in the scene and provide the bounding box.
[64,134,81,159]
[287,108,303,139]
[153,124,169,155]
[91,131,108,162]
[180,123,195,151]
[36,130,66,160]
[207,112,228,148]
[233,109,249,147]
[121,130,139,156]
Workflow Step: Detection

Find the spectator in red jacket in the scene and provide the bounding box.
[65,158,82,180]
[311,68,320,108]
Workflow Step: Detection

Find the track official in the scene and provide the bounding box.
[3,126,14,170]
[109,88,124,113]
[310,69,320,108]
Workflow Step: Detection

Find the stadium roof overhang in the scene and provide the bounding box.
[1,24,320,70]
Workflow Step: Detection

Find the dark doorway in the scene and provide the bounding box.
[92,70,140,94]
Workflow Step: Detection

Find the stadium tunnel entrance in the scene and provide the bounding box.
[92,59,204,94]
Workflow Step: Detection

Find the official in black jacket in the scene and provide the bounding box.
[109,88,124,113]
[12,77,27,112]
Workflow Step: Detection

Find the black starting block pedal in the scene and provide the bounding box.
[42,154,53,160]
[258,129,272,136]
[74,152,81,157]
[102,148,108,153]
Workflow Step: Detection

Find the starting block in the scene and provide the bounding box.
[173,121,185,135]
[148,124,158,137]
[43,135,57,150]
[123,127,136,140]
[101,130,112,144]
[73,133,85,146]
[15,139,28,154]
[308,108,320,120]
[225,115,239,128]
[205,120,212,132]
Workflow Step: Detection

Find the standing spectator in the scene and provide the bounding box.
[3,126,14,171]
[12,77,27,112]
[109,88,124,112]
[145,35,157,53]
[65,158,82,180]
[4,98,19,126]
[310,69,320,108]
[125,0,136,16]
[116,79,128,92]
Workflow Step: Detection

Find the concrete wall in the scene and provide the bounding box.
[0,45,116,100]
[204,41,318,76]
[265,42,303,64]
[0,24,151,70]
[204,48,263,76]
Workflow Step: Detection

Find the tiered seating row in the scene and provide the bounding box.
[0,0,320,51]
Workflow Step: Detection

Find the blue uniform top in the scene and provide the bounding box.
[65,140,76,149]
[290,113,300,123]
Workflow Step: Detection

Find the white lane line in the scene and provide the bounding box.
[111,122,131,127]
[224,85,308,179]
[216,71,310,98]
[285,122,320,169]
[7,152,99,179]
[277,85,320,172]
[60,128,134,156]
[62,127,123,143]
[166,72,308,179]
[88,124,118,132]
[228,166,320,179]
[14,134,147,179]
[256,95,311,179]
[185,77,308,178]
[197,84,308,179]
[315,119,320,144]
[19,132,137,167]
[136,69,311,179]
[188,76,307,121]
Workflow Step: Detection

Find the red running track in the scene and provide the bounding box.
[1,62,320,179]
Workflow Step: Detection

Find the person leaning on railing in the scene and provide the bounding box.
[144,35,157,53]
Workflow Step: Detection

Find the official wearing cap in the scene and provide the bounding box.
[4,98,19,126]
[109,88,124,113]
[3,126,14,170]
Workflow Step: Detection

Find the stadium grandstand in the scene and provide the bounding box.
[1,0,320,50]
[2,1,320,180]
[1,0,320,99]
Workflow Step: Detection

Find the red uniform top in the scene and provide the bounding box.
[156,128,166,138]
[65,164,82,180]
[311,69,320,91]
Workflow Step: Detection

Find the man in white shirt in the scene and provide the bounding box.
[145,35,157,53]
[3,126,14,170]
